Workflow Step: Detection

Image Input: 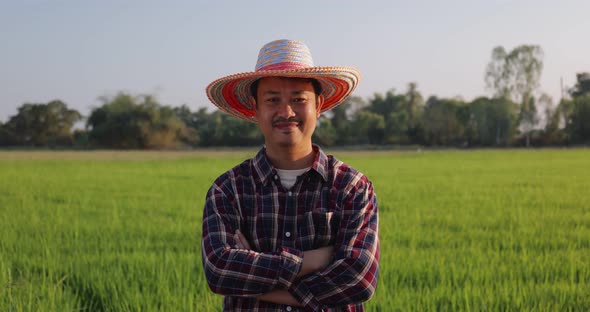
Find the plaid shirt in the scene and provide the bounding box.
[201,145,379,311]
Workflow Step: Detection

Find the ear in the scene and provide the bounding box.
[249,96,257,113]
[316,95,324,118]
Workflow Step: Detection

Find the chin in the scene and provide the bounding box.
[276,140,297,148]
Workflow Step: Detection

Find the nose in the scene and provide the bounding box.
[276,101,296,118]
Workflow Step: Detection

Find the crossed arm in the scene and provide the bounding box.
[233,229,333,306]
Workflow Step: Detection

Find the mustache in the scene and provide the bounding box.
[272,117,301,126]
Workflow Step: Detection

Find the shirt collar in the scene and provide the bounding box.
[310,144,329,182]
[253,144,329,185]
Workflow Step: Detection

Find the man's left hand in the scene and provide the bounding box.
[234,229,251,249]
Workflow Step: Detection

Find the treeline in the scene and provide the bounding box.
[1,74,588,149]
[317,73,590,147]
[1,43,589,149]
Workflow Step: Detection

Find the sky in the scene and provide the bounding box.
[1,0,589,122]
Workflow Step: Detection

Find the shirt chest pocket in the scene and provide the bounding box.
[301,210,340,248]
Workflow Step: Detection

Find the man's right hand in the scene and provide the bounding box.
[298,245,334,277]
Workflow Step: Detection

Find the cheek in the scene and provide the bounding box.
[309,106,320,119]
[256,107,272,118]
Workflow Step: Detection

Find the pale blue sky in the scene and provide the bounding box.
[1,0,589,121]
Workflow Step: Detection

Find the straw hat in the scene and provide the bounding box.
[206,39,361,122]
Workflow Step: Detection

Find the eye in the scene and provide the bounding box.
[292,97,307,103]
[265,97,280,103]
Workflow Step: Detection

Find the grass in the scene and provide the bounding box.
[0,148,589,311]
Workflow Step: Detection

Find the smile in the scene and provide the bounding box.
[273,121,299,131]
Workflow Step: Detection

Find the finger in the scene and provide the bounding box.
[236,229,251,249]
[236,230,248,249]
[233,233,244,249]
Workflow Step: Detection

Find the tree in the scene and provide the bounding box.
[402,82,425,143]
[219,115,262,146]
[387,110,410,144]
[194,109,261,147]
[566,95,590,144]
[87,93,186,149]
[485,45,544,146]
[363,86,424,144]
[421,96,466,146]
[404,82,424,123]
[569,72,590,98]
[172,105,200,146]
[313,116,337,146]
[0,100,82,146]
[0,121,17,146]
[519,96,539,145]
[537,93,566,145]
[467,97,518,146]
[350,110,385,145]
[328,98,352,145]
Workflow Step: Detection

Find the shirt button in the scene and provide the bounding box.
[285,232,291,238]
[286,306,292,311]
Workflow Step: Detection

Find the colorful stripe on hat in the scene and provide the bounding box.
[205,39,361,122]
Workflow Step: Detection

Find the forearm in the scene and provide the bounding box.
[254,247,335,307]
[255,246,341,308]
[290,246,379,306]
[202,243,303,296]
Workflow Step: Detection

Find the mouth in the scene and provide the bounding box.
[272,119,300,131]
[273,122,299,131]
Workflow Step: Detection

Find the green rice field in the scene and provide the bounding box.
[1,149,589,311]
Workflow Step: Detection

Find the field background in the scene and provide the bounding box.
[1,149,589,311]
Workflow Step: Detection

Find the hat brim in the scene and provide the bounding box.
[206,67,360,123]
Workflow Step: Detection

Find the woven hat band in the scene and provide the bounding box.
[257,62,310,71]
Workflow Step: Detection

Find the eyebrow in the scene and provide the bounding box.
[261,90,306,96]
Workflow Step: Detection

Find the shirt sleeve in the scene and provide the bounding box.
[288,179,380,310]
[201,181,304,296]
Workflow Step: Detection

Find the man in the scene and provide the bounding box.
[202,39,379,311]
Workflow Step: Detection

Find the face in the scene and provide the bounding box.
[251,77,323,150]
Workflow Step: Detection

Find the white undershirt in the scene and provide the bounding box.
[275,167,311,190]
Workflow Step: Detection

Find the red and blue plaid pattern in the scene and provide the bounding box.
[201,145,380,311]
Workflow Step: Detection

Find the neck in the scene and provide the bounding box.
[265,143,315,170]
